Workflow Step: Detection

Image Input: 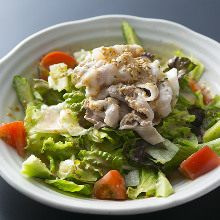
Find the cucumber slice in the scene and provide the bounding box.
[203,120,220,142]
[122,21,142,46]
[21,155,51,179]
[156,171,174,197]
[13,75,35,110]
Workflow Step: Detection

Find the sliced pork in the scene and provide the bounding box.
[70,44,179,145]
[84,97,120,129]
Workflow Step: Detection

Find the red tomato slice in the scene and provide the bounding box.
[39,51,76,81]
[179,145,220,179]
[0,122,27,157]
[93,170,127,200]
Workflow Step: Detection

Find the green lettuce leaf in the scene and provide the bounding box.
[63,88,86,103]
[127,168,174,199]
[45,179,92,196]
[194,90,205,110]
[145,139,179,164]
[59,109,87,136]
[57,158,101,183]
[42,137,80,160]
[26,132,59,153]
[63,87,86,113]
[127,168,157,199]
[47,155,56,174]
[88,127,135,144]
[163,131,220,172]
[34,79,65,105]
[24,104,42,133]
[87,129,111,143]
[24,104,60,153]
[25,103,86,137]
[162,142,198,173]
[123,138,180,171]
[42,137,74,152]
[78,150,123,175]
[157,108,195,140]
[174,132,198,147]
[72,160,101,183]
[24,104,82,158]
[79,128,136,154]
[101,127,136,143]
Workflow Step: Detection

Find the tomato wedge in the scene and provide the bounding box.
[39,51,76,81]
[0,121,27,157]
[179,145,220,179]
[93,170,127,200]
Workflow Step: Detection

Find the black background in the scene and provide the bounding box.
[0,0,219,219]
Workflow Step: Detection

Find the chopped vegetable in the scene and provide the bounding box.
[93,170,127,200]
[39,51,76,80]
[179,145,220,179]
[127,168,157,199]
[21,155,51,178]
[0,121,27,157]
[127,168,174,199]
[48,63,70,92]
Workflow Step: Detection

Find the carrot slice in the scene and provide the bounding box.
[39,51,76,80]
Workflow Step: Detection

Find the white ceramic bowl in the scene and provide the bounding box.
[0,15,219,215]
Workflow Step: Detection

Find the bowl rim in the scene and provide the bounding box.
[0,14,220,215]
[1,14,219,62]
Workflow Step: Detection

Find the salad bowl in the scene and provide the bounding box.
[0,15,219,215]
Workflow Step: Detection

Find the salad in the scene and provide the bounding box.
[0,21,219,200]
